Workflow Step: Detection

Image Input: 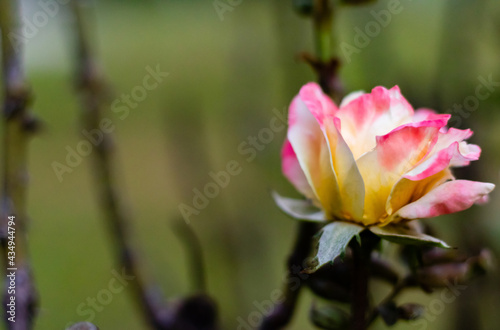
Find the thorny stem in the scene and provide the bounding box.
[69,1,172,328]
[0,0,39,328]
[311,0,343,102]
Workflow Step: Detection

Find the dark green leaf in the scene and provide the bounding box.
[370,223,451,249]
[306,221,364,273]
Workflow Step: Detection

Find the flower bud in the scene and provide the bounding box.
[307,277,351,302]
[416,262,469,288]
[421,247,467,266]
[378,302,425,326]
[310,303,350,330]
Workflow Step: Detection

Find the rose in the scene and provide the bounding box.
[278,83,494,228]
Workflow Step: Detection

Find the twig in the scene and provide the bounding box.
[69,1,172,328]
[0,0,39,328]
[69,2,219,329]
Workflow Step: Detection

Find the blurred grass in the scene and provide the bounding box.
[0,0,499,329]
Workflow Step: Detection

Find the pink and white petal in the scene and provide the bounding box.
[433,128,474,153]
[453,143,481,167]
[298,83,365,220]
[412,109,453,129]
[287,95,342,218]
[339,90,365,107]
[323,118,365,220]
[336,86,415,158]
[374,121,447,173]
[394,180,495,220]
[298,82,338,126]
[475,194,490,205]
[386,169,454,218]
[413,108,439,122]
[357,124,443,223]
[404,141,480,181]
[281,139,316,201]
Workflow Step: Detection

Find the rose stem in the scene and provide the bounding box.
[350,231,379,330]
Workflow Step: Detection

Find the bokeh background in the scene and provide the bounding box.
[2,0,499,329]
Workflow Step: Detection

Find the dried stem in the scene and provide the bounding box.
[0,0,39,328]
[69,1,172,328]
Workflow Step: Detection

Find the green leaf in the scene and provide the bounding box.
[272,191,327,222]
[369,223,451,249]
[306,221,364,273]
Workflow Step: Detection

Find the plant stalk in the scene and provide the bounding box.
[69,1,172,328]
[350,233,379,330]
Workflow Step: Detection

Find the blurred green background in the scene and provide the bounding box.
[2,0,500,329]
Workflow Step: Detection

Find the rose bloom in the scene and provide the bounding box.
[281,83,495,227]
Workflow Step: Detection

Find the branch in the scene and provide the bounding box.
[0,0,39,329]
[69,2,218,329]
[69,1,171,328]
